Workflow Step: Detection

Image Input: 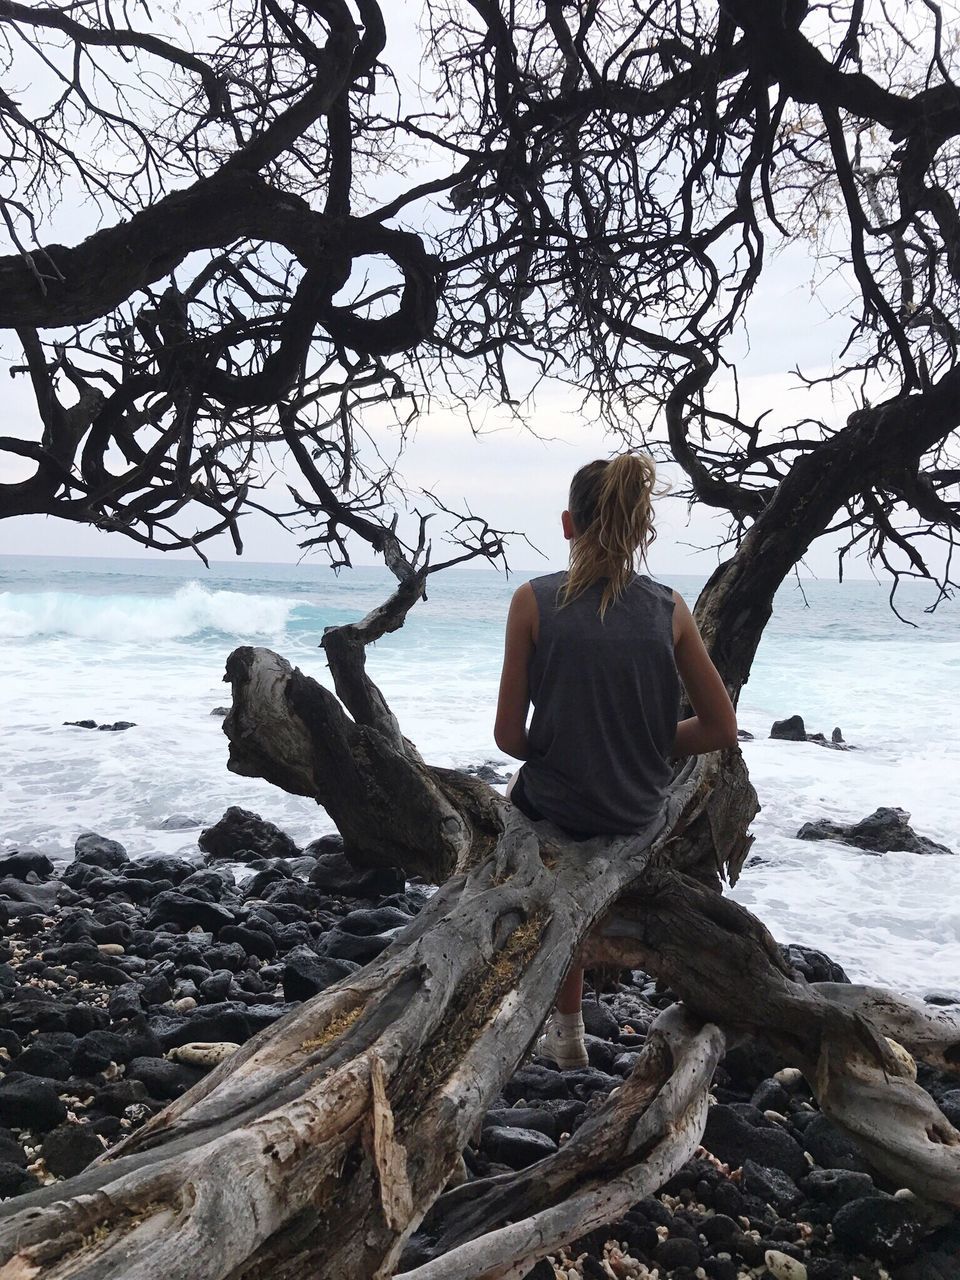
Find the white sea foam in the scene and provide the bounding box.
[731,737,960,993]
[0,556,957,998]
[0,582,297,641]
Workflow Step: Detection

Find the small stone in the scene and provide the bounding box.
[580,1001,620,1041]
[730,1231,765,1267]
[198,971,234,1002]
[282,949,359,1002]
[654,1236,701,1270]
[124,1103,152,1125]
[482,1125,557,1168]
[751,1079,790,1113]
[0,1075,67,1131]
[157,814,203,830]
[773,1068,804,1090]
[779,944,850,984]
[97,943,125,956]
[831,1195,922,1262]
[797,807,954,856]
[0,851,55,881]
[126,1057,204,1101]
[166,1042,240,1069]
[199,807,299,862]
[741,1160,801,1212]
[464,762,511,784]
[800,1113,870,1172]
[702,1104,806,1179]
[802,1168,876,1207]
[14,1045,72,1081]
[884,1036,917,1080]
[701,1214,738,1246]
[307,847,405,899]
[482,1108,560,1140]
[147,891,234,933]
[764,1250,807,1280]
[42,1124,105,1178]
[503,1065,572,1105]
[0,1160,34,1197]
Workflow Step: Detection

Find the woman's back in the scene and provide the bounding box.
[521,570,679,835]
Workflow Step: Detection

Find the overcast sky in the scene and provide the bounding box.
[0,235,864,578]
[0,3,874,582]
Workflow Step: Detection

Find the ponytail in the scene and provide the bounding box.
[560,453,661,617]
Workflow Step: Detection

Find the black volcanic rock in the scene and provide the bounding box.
[308,846,405,898]
[74,832,129,870]
[126,1057,204,1100]
[780,944,850,984]
[482,1125,557,1167]
[831,1196,922,1262]
[0,1074,67,1130]
[771,715,808,742]
[146,892,235,933]
[42,1124,105,1177]
[282,948,359,1001]
[797,807,954,856]
[199,807,299,862]
[702,1105,807,1179]
[0,850,55,881]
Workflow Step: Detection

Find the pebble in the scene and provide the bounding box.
[884,1036,918,1080]
[774,1068,805,1090]
[765,1250,807,1280]
[166,1042,240,1068]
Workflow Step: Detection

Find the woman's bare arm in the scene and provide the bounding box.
[671,592,738,756]
[494,583,537,760]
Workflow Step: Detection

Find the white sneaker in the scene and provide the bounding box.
[535,1014,589,1070]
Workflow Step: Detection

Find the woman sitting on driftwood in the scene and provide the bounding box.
[494,452,738,1066]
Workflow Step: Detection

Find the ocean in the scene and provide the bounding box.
[1,553,958,997]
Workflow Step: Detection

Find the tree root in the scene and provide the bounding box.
[811,982,960,1074]
[583,870,960,1207]
[396,1007,725,1280]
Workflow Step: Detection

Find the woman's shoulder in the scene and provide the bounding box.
[633,573,677,605]
[526,570,567,591]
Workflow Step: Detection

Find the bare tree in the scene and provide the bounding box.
[1,2,960,1277]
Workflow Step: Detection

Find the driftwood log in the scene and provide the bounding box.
[1,548,959,1279]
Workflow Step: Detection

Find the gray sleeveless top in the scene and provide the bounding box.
[520,571,679,835]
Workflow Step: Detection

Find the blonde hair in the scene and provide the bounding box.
[560,453,660,617]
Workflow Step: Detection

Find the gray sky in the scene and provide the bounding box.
[0,237,864,577]
[0,4,873,581]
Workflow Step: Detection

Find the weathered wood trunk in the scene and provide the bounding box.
[1,552,959,1279]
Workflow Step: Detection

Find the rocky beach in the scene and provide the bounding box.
[1,807,957,1280]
